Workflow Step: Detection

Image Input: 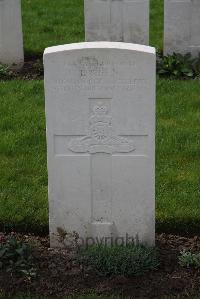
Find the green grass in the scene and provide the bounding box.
[150,0,164,51]
[0,81,48,233]
[22,0,84,56]
[156,79,200,234]
[0,79,199,234]
[21,0,164,56]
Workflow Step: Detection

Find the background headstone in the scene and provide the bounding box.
[164,0,200,56]
[84,0,149,45]
[0,0,24,68]
[44,42,156,247]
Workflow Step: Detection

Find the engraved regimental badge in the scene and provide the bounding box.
[68,103,135,154]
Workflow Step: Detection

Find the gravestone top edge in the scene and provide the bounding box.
[43,42,155,58]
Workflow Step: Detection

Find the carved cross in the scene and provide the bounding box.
[61,98,146,229]
[53,96,149,238]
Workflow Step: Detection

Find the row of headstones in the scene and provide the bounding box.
[85,0,200,57]
[1,0,197,247]
[0,0,200,69]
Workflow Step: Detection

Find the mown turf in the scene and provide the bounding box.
[22,0,84,56]
[156,79,200,234]
[21,0,164,56]
[0,79,199,235]
[0,81,48,233]
[150,0,164,51]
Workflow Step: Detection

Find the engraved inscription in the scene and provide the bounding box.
[68,102,135,154]
[50,56,148,93]
[52,78,147,93]
[79,57,106,78]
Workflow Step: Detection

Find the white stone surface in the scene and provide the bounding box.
[164,0,200,56]
[44,42,156,248]
[84,0,149,45]
[0,0,24,68]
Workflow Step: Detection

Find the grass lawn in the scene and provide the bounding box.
[0,81,48,233]
[22,0,84,56]
[22,0,164,56]
[156,79,200,234]
[0,79,199,235]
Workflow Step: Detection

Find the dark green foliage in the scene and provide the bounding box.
[179,250,200,269]
[193,54,200,78]
[0,64,13,80]
[78,245,159,276]
[158,53,200,79]
[0,236,36,277]
[158,53,192,78]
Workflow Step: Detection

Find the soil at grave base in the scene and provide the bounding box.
[1,55,44,81]
[0,55,195,82]
[0,234,200,299]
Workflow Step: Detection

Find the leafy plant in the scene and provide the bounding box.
[78,244,159,276]
[0,236,36,278]
[158,53,195,79]
[179,250,200,269]
[193,53,200,78]
[0,64,13,79]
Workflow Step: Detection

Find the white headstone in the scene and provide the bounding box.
[164,0,200,56]
[84,0,149,45]
[44,42,156,248]
[0,0,24,68]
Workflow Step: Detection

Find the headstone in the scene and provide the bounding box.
[84,0,149,45]
[0,0,24,68]
[164,0,200,56]
[44,42,156,248]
